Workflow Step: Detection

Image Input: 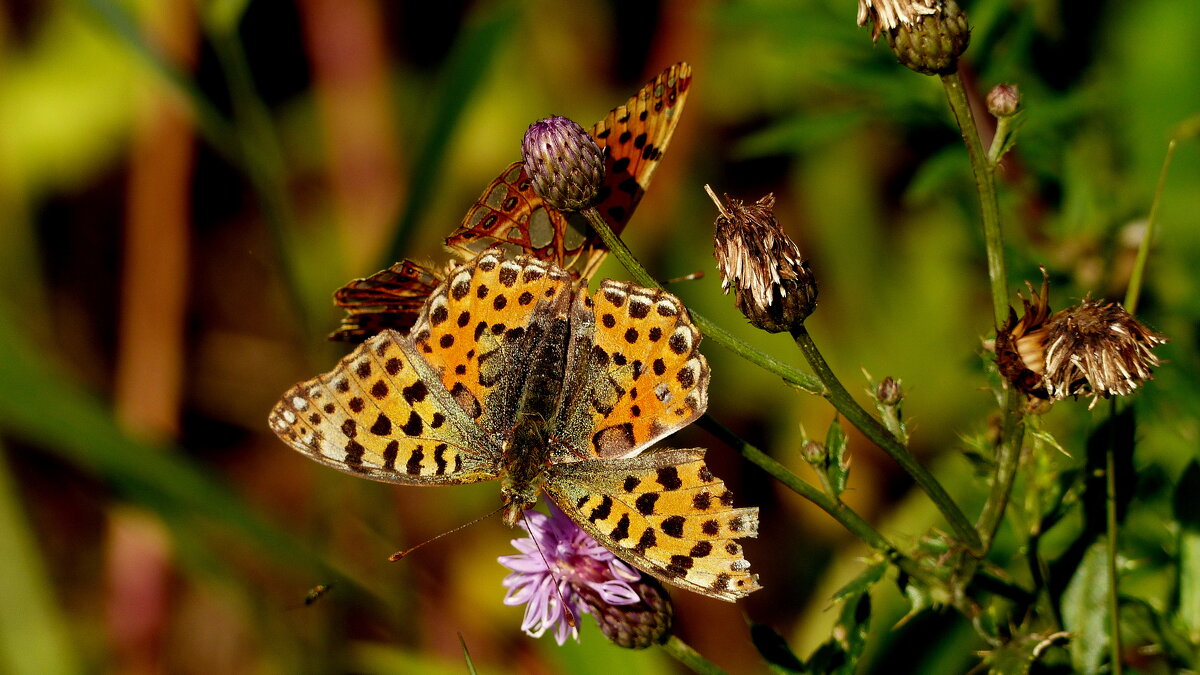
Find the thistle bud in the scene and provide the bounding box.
[577,574,673,649]
[876,376,903,406]
[860,0,970,75]
[995,270,1167,409]
[521,116,606,212]
[986,84,1021,118]
[709,188,818,333]
[801,440,828,467]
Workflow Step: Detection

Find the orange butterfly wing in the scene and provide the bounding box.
[446,62,693,279]
[330,260,444,342]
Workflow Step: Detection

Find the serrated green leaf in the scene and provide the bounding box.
[750,623,805,674]
[1061,542,1111,675]
[824,418,849,497]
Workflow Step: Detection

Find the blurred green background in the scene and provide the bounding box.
[1,0,1197,673]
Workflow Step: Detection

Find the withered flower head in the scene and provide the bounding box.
[709,187,817,333]
[521,115,606,212]
[859,0,970,75]
[995,270,1167,409]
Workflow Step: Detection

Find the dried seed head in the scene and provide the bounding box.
[995,269,1167,409]
[521,115,606,212]
[861,0,970,75]
[710,187,817,333]
[986,83,1021,118]
[577,573,674,649]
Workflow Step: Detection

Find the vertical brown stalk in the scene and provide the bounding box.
[108,4,196,673]
[298,0,404,272]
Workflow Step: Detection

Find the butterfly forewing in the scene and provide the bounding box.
[269,329,498,484]
[545,448,761,602]
[408,251,575,433]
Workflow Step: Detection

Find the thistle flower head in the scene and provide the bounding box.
[710,187,817,333]
[860,0,970,75]
[498,500,672,648]
[995,270,1167,409]
[521,116,606,212]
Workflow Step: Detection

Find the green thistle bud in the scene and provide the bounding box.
[521,115,606,212]
[986,84,1021,118]
[578,574,674,649]
[709,187,818,333]
[880,0,970,76]
[801,440,828,467]
[876,376,903,406]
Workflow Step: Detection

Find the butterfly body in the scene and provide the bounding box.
[272,249,760,600]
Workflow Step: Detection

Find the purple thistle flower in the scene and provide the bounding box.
[498,500,653,646]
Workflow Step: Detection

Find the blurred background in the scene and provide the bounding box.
[1,0,1198,673]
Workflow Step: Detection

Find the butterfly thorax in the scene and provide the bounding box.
[499,292,574,527]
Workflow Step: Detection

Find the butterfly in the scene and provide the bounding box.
[330,62,693,343]
[271,249,760,600]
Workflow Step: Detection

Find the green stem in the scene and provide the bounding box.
[940,71,1026,560]
[661,635,731,675]
[940,72,1007,328]
[1125,139,1176,314]
[583,205,980,552]
[581,207,822,394]
[1106,400,1124,675]
[791,327,983,554]
[974,390,1025,550]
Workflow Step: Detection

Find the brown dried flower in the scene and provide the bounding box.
[709,187,817,333]
[995,270,1167,409]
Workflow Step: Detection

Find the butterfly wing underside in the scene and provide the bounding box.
[269,328,498,484]
[331,260,444,342]
[446,62,693,279]
[544,448,761,601]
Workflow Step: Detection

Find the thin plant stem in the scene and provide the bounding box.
[661,635,731,675]
[582,206,981,553]
[1106,399,1124,675]
[940,71,1007,327]
[939,70,1025,560]
[1125,138,1176,314]
[974,390,1026,550]
[791,327,983,553]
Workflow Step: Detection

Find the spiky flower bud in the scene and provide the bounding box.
[710,188,818,333]
[801,440,827,467]
[862,0,970,76]
[578,574,673,649]
[986,84,1021,118]
[995,270,1167,410]
[876,376,903,406]
[521,116,606,212]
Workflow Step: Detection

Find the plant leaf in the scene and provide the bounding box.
[1061,541,1111,675]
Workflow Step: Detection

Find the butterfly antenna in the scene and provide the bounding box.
[388,504,505,562]
[703,184,732,218]
[521,509,576,629]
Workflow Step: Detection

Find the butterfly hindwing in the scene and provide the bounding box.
[331,260,444,342]
[545,448,761,602]
[269,329,498,484]
[577,280,709,459]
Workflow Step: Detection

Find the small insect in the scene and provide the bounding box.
[304,583,333,606]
